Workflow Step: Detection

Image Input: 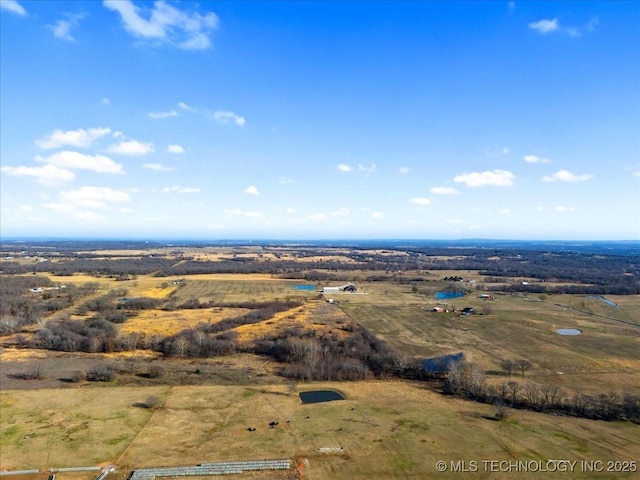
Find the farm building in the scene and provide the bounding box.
[321,283,357,293]
[479,294,494,300]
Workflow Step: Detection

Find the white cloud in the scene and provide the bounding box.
[245,211,263,218]
[332,207,350,216]
[213,111,245,126]
[1,164,74,186]
[633,171,640,178]
[143,163,174,172]
[430,186,459,195]
[103,0,219,50]
[454,169,515,187]
[19,205,33,213]
[162,186,200,194]
[524,154,551,164]
[244,185,260,196]
[178,101,194,111]
[308,213,328,222]
[285,207,296,214]
[223,208,243,215]
[529,18,559,34]
[371,211,385,219]
[108,140,154,156]
[398,166,410,174]
[279,177,293,185]
[358,163,376,173]
[100,98,111,106]
[167,144,185,154]
[411,197,431,205]
[59,185,131,207]
[542,170,594,182]
[36,127,112,149]
[0,0,27,16]
[499,208,510,215]
[48,13,85,42]
[555,206,576,212]
[337,164,352,172]
[36,151,123,174]
[148,110,178,119]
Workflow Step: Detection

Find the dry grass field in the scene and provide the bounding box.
[1,381,639,479]
[2,248,639,479]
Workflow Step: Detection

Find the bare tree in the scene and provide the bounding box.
[500,359,515,376]
[514,359,533,377]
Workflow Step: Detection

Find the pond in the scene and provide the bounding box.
[436,291,465,300]
[421,352,464,372]
[299,390,345,404]
[589,296,619,308]
[556,328,582,336]
[294,285,317,291]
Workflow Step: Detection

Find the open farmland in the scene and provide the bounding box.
[1,241,639,479]
[2,381,639,479]
[339,286,640,396]
[169,276,319,304]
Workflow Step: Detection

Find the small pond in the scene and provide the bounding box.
[299,390,345,404]
[421,352,464,372]
[294,285,317,291]
[436,291,465,300]
[556,328,582,336]
[589,296,619,308]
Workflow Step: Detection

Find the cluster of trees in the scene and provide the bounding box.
[443,360,640,422]
[254,325,416,381]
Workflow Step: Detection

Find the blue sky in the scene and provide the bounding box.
[1,1,638,240]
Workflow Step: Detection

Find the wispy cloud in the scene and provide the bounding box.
[35,151,123,174]
[528,18,559,34]
[524,155,551,164]
[358,163,376,173]
[108,140,154,156]
[143,163,174,172]
[398,166,410,174]
[0,0,27,16]
[178,101,194,111]
[244,185,259,196]
[371,211,385,219]
[48,13,86,42]
[213,111,245,126]
[337,164,352,173]
[308,213,328,222]
[529,17,597,37]
[148,110,178,119]
[1,164,74,186]
[555,206,576,212]
[162,185,200,194]
[430,186,459,195]
[332,207,350,216]
[103,0,219,50]
[167,144,184,154]
[542,170,594,182]
[100,98,111,106]
[454,169,515,187]
[44,185,131,221]
[36,127,112,149]
[59,185,131,207]
[411,197,431,205]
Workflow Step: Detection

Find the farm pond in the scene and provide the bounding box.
[299,390,345,404]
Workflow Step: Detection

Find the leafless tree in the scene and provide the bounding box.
[515,359,533,377]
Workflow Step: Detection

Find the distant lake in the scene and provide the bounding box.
[436,291,465,300]
[294,285,316,291]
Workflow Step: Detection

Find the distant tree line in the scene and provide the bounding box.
[443,360,640,422]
